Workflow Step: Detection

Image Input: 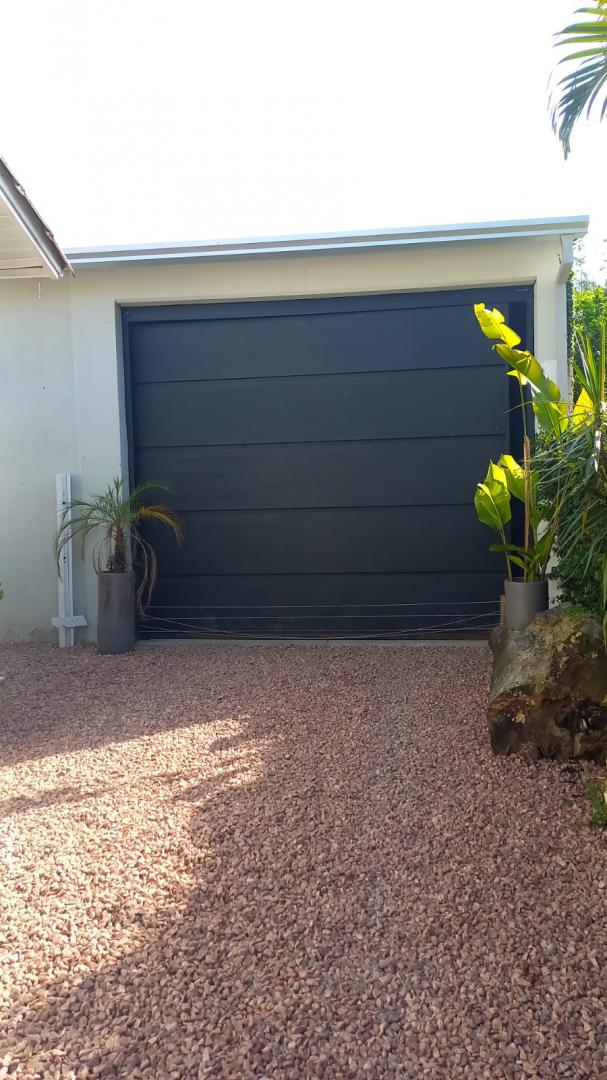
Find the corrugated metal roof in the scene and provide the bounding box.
[65,215,589,269]
[0,157,72,280]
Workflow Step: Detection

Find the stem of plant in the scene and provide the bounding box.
[501,525,513,581]
[111,526,127,573]
[523,435,531,569]
[518,378,531,581]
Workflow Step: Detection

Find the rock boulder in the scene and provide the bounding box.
[488,606,607,761]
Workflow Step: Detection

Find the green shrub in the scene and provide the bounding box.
[535,319,607,630]
[548,472,603,616]
[572,287,607,359]
[550,519,603,616]
[547,287,607,614]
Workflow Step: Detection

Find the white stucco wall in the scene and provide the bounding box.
[0,234,568,642]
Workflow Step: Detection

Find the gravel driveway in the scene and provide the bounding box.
[1,642,606,1079]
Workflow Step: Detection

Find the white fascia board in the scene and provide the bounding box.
[65,215,590,269]
[0,158,73,279]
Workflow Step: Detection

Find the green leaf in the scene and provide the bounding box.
[498,453,526,502]
[474,461,511,533]
[474,302,567,436]
[494,346,562,402]
[530,504,544,531]
[501,553,528,572]
[494,344,542,386]
[494,340,567,434]
[488,544,531,561]
[490,542,531,558]
[532,396,570,436]
[490,531,553,578]
[473,304,521,348]
[533,529,554,564]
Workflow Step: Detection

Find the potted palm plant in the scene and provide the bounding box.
[56,476,182,654]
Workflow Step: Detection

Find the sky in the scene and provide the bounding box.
[3,0,606,279]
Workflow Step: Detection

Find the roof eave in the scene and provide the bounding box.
[65,215,590,269]
[0,158,73,279]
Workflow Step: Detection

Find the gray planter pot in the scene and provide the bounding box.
[504,578,549,631]
[98,571,135,654]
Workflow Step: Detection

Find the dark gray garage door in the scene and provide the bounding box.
[124,286,531,638]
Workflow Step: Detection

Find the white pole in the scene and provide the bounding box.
[52,473,87,646]
[57,473,73,647]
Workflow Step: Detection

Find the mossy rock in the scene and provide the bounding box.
[488,605,607,761]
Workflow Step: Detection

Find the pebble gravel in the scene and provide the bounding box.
[0,641,606,1079]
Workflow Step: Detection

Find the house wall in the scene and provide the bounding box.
[0,235,568,642]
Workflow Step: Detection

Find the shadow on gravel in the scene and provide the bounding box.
[0,785,102,820]
[0,643,254,766]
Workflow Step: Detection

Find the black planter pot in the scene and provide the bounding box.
[97,571,135,654]
[504,578,549,631]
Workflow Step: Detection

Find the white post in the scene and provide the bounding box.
[57,473,73,647]
[52,473,87,646]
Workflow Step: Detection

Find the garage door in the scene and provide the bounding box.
[124,286,531,638]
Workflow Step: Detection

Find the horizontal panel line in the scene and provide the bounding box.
[125,289,529,324]
[134,431,505,452]
[132,360,501,387]
[159,503,476,514]
[154,570,502,579]
[147,600,501,608]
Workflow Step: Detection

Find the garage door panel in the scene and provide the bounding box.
[150,571,504,609]
[130,304,504,384]
[137,435,504,511]
[133,366,505,448]
[146,506,499,575]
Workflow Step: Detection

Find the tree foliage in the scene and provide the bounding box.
[572,285,607,360]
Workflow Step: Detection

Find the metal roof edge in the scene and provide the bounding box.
[0,157,74,278]
[65,216,590,268]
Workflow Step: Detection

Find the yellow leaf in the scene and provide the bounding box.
[474,304,522,348]
[572,387,594,429]
[506,369,529,386]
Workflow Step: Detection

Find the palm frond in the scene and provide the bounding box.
[551,2,607,156]
[136,504,183,542]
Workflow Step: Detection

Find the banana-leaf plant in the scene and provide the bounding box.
[473,303,602,589]
[473,304,570,438]
[474,303,596,438]
[473,305,571,582]
[55,476,182,614]
[475,457,556,582]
